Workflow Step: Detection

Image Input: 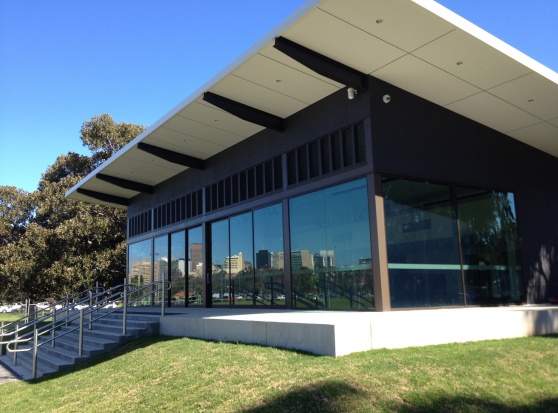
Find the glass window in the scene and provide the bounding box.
[383,177,524,309]
[128,239,153,306]
[170,231,186,306]
[254,204,284,306]
[230,212,254,306]
[153,235,168,305]
[128,239,152,286]
[208,205,284,307]
[383,179,462,308]
[211,219,229,305]
[289,178,374,310]
[456,188,524,305]
[188,227,203,305]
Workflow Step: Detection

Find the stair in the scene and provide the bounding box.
[0,311,160,380]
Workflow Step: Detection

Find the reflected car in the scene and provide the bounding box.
[277,295,285,300]
[0,304,11,313]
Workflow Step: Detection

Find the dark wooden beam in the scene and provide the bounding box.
[96,173,154,194]
[203,92,285,132]
[274,36,368,90]
[137,143,205,170]
[76,188,129,207]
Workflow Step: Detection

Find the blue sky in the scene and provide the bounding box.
[1,1,557,193]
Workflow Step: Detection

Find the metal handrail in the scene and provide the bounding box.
[2,280,171,378]
[0,285,105,336]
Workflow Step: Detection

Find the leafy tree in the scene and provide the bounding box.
[0,114,145,302]
[80,114,145,167]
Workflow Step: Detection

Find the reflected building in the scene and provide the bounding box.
[270,252,284,270]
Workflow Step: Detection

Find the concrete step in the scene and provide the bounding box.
[0,311,160,380]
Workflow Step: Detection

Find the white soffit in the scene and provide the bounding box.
[66,0,558,209]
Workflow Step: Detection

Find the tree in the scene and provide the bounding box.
[80,114,146,167]
[0,186,35,245]
[0,115,145,302]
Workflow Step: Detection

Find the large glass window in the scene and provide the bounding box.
[457,188,523,305]
[383,179,462,308]
[383,177,524,308]
[289,178,374,310]
[209,204,284,307]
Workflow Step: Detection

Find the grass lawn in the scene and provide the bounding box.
[0,314,557,413]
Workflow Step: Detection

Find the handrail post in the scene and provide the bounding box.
[0,321,4,356]
[161,281,165,316]
[32,328,38,379]
[79,309,84,357]
[13,327,18,365]
[88,290,93,330]
[122,278,127,336]
[52,309,57,348]
[95,281,99,313]
[66,293,70,325]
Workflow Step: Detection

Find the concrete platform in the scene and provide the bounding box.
[129,304,558,357]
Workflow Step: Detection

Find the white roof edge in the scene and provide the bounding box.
[65,0,323,200]
[414,0,558,84]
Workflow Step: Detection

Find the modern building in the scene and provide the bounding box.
[66,0,558,317]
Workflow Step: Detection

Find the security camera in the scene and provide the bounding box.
[383,94,391,103]
[347,87,357,100]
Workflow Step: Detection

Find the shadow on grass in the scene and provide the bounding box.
[241,379,366,413]
[393,395,558,413]
[240,385,558,413]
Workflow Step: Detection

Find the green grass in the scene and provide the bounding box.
[0,315,557,413]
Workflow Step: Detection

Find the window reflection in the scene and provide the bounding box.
[383,177,524,308]
[383,179,462,308]
[457,188,523,304]
[209,205,284,307]
[254,204,284,306]
[170,231,186,306]
[289,178,374,310]
[230,213,253,306]
[211,219,229,305]
[188,227,203,305]
[128,239,153,306]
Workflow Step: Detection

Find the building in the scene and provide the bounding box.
[67,0,558,315]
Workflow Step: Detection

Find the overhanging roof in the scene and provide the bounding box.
[66,0,558,209]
